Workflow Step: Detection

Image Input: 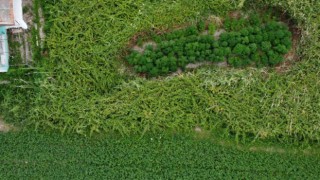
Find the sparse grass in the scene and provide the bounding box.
[7,38,23,65]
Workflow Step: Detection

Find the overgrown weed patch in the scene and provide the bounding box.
[1,0,320,145]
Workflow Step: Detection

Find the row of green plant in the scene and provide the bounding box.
[126,16,292,77]
[1,131,320,179]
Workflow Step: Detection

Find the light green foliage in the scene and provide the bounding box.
[224,17,247,31]
[208,23,216,35]
[1,0,320,146]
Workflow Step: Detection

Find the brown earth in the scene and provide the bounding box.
[0,117,11,133]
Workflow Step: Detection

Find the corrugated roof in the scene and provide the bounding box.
[0,0,14,25]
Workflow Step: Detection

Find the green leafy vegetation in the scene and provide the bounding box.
[1,0,320,146]
[0,0,43,125]
[125,15,292,77]
[0,131,319,179]
[208,23,216,35]
[1,1,320,178]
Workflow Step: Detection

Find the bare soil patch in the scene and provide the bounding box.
[0,118,12,133]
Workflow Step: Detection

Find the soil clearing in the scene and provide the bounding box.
[0,118,12,133]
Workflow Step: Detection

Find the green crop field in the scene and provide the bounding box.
[0,0,320,178]
[1,132,320,179]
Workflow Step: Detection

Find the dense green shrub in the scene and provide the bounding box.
[249,13,262,26]
[261,41,272,51]
[126,15,292,76]
[198,20,206,32]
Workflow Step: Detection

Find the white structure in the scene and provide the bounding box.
[0,0,27,72]
[0,27,9,72]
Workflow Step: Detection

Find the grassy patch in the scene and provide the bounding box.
[1,0,320,145]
